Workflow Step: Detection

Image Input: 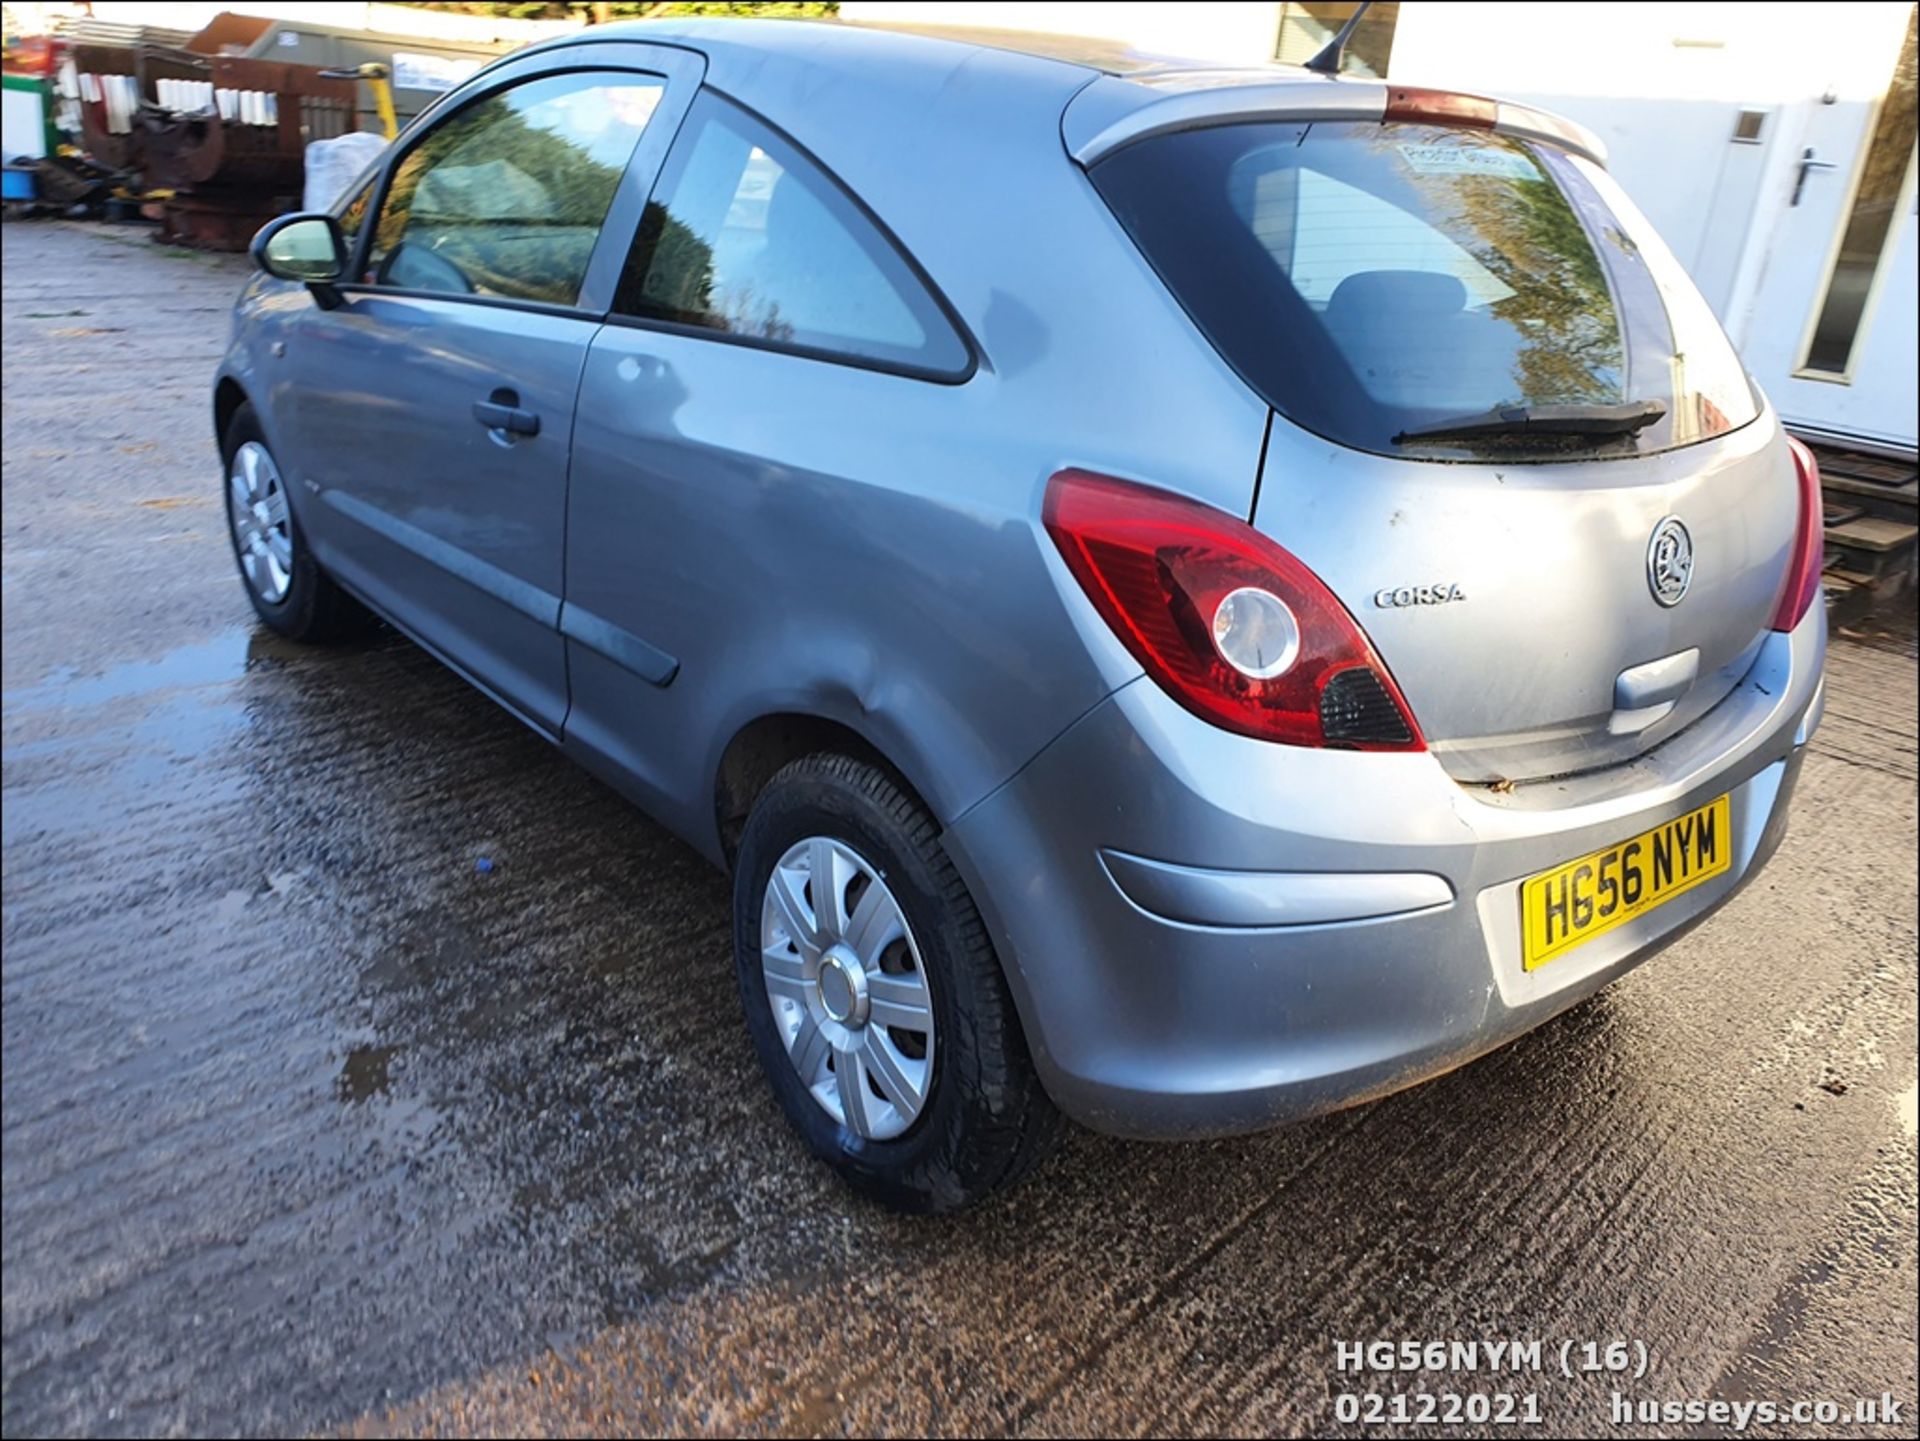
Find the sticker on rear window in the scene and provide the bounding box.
[1395,144,1538,180]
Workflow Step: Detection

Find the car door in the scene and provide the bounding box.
[278,45,702,736]
[560,89,985,841]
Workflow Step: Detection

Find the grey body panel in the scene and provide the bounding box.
[216,17,1827,1137]
[283,295,591,732]
[1253,408,1797,782]
[557,23,1265,847]
[247,40,708,735]
[944,606,1823,1137]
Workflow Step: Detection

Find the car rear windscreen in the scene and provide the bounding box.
[1089,121,1759,461]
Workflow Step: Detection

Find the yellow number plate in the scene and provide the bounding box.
[1520,794,1731,971]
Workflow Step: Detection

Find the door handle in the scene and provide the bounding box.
[472,390,540,437]
[1791,146,1837,207]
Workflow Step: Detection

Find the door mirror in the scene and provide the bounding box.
[252,213,347,287]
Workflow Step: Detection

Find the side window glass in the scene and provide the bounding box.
[367,72,663,306]
[613,92,969,375]
[337,175,375,246]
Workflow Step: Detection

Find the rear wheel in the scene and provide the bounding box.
[220,403,370,643]
[733,753,1061,1212]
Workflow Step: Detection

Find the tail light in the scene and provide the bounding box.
[1770,437,1824,632]
[1382,86,1498,128]
[1044,469,1423,750]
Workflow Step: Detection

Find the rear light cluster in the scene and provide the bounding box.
[1770,436,1825,632]
[1044,470,1423,750]
[1382,86,1498,129]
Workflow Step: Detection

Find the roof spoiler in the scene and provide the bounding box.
[1065,77,1607,169]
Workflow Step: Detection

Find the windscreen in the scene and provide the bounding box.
[1090,121,1760,461]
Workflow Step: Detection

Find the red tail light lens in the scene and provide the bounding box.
[1382,86,1498,128]
[1770,436,1824,632]
[1044,469,1423,750]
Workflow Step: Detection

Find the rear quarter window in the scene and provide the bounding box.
[1090,121,1758,461]
[612,91,971,378]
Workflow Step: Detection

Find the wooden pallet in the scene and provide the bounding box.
[1795,435,1918,622]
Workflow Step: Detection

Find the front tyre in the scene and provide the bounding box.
[220,403,370,642]
[733,754,1061,1212]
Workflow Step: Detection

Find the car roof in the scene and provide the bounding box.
[517,17,1603,170]
[549,15,1327,99]
[818,18,1272,78]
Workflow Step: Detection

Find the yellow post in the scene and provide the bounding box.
[318,62,398,141]
[369,67,398,141]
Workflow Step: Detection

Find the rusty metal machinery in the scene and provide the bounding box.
[72,43,357,249]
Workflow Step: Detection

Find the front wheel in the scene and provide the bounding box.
[733,753,1061,1212]
[220,403,370,642]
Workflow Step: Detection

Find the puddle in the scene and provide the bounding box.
[337,1045,400,1103]
[14,628,305,709]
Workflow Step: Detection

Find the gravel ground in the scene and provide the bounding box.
[3,220,1916,1438]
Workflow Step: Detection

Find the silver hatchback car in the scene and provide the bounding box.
[218,19,1827,1210]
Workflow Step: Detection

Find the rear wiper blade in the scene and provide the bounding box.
[1393,400,1667,445]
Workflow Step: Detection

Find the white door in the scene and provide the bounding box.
[1736,5,1918,452]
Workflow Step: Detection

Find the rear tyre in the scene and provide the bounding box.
[220,403,371,643]
[733,753,1062,1212]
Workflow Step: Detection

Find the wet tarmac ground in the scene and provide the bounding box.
[2,222,1916,1438]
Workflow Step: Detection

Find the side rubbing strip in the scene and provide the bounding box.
[560,602,679,687]
[320,488,558,625]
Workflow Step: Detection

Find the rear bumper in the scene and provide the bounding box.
[944,606,1826,1139]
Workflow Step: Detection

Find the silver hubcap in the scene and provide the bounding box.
[761,837,935,1140]
[228,440,292,604]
